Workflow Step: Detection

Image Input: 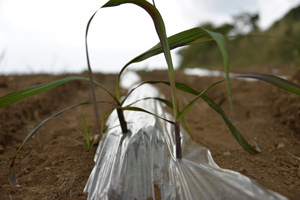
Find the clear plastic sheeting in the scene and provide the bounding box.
[84,73,287,200]
[119,70,142,90]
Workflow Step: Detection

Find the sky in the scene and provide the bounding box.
[0,0,299,75]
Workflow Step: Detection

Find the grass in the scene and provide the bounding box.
[1,0,300,187]
[59,116,94,151]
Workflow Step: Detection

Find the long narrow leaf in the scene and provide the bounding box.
[116,27,208,99]
[122,79,250,148]
[181,117,194,140]
[119,106,175,125]
[0,76,86,107]
[123,96,195,140]
[85,7,103,136]
[203,29,234,117]
[234,73,300,95]
[121,80,175,105]
[121,79,214,106]
[177,80,224,120]
[83,116,91,150]
[0,76,117,107]
[100,108,114,135]
[151,80,258,154]
[116,28,232,112]
[102,0,179,118]
[125,97,173,108]
[9,100,113,187]
[202,95,259,154]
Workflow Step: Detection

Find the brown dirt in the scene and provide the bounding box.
[0,69,300,199]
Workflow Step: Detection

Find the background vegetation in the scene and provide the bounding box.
[178,5,300,70]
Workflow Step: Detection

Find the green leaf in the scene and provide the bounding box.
[0,76,85,107]
[102,0,179,118]
[121,95,199,140]
[202,95,259,154]
[85,7,105,136]
[121,80,175,105]
[181,117,194,140]
[177,80,224,120]
[234,73,300,95]
[116,27,208,99]
[125,97,173,109]
[120,106,175,125]
[127,28,207,65]
[83,116,91,151]
[203,29,233,117]
[152,80,258,154]
[101,108,114,135]
[0,76,117,108]
[20,100,110,151]
[9,100,112,187]
[116,28,233,115]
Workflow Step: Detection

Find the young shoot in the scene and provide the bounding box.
[59,116,94,151]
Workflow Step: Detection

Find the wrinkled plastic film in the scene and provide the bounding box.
[84,74,287,200]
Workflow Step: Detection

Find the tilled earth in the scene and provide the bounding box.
[0,69,299,200]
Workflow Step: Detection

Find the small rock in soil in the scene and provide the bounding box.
[223,152,230,156]
[277,143,285,150]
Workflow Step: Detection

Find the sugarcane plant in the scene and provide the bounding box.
[1,0,300,187]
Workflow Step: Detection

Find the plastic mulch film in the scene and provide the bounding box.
[84,78,287,200]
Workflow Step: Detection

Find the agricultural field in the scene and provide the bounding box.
[0,1,299,199]
[0,68,299,199]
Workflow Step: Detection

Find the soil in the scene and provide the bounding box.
[0,68,300,200]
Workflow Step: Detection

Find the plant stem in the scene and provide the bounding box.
[175,122,182,159]
[117,108,128,134]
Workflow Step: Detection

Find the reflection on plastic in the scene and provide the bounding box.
[84,78,287,200]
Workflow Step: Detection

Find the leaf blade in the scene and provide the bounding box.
[125,97,173,109]
[103,0,180,118]
[234,73,300,95]
[203,29,234,117]
[9,100,112,186]
[154,80,258,154]
[0,76,117,108]
[177,80,224,120]
[120,106,175,125]
[0,76,86,107]
[202,95,259,154]
[117,27,209,104]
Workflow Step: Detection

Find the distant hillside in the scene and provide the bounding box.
[178,5,300,70]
